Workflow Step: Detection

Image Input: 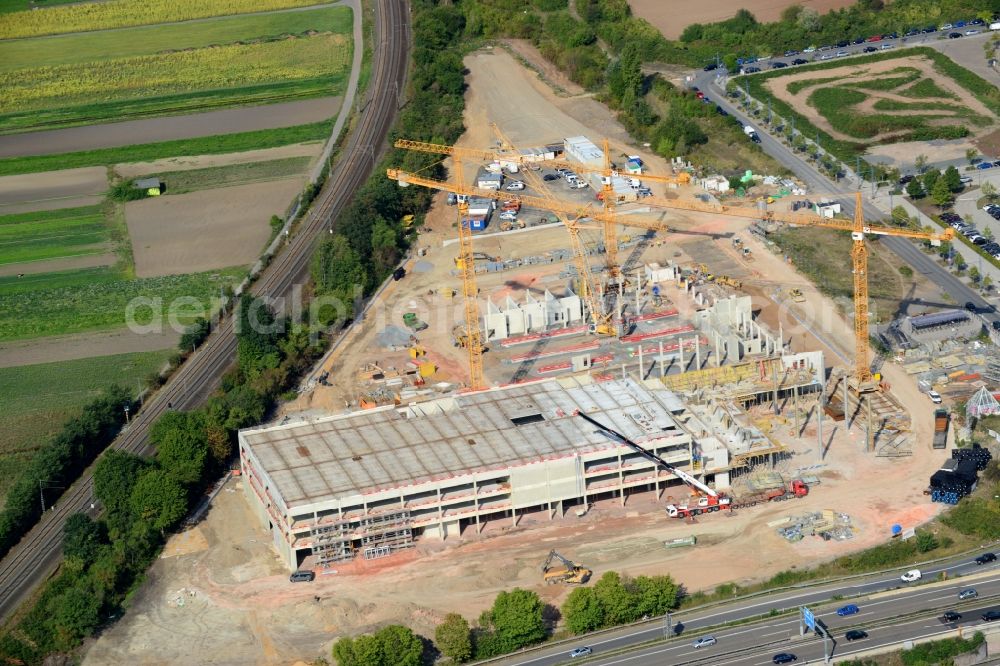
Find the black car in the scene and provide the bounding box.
[949,32,962,38]
[966,302,978,312]
[983,610,1000,622]
[392,267,406,281]
[971,18,985,25]
[704,63,718,71]
[837,40,849,47]
[784,49,800,56]
[852,37,865,44]
[905,29,920,36]
[923,26,937,33]
[542,174,559,181]
[863,46,878,52]
[744,66,761,73]
[884,32,898,39]
[772,61,787,68]
[940,611,963,623]
[792,58,808,65]
[773,654,798,664]
[899,174,915,184]
[845,630,868,641]
[716,105,728,116]
[975,552,997,564]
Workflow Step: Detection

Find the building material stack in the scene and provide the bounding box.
[929,456,982,505]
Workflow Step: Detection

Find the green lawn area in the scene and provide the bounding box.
[0,205,110,266]
[0,265,245,340]
[0,0,79,13]
[0,349,171,504]
[0,6,350,72]
[0,120,330,176]
[149,156,311,194]
[0,33,350,133]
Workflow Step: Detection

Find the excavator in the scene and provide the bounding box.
[541,550,593,585]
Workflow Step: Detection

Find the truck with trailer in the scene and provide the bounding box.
[933,409,949,449]
[743,125,761,143]
[575,411,809,520]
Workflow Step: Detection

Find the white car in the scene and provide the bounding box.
[504,181,525,191]
[901,569,922,582]
[498,211,518,221]
[928,391,942,404]
[836,50,849,57]
[881,43,894,49]
[803,45,817,53]
[965,29,980,35]
[940,23,953,30]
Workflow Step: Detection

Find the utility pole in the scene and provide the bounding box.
[39,480,64,513]
[664,611,672,639]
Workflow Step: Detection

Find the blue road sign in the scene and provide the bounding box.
[802,607,816,631]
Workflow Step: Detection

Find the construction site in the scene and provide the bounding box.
[86,47,998,666]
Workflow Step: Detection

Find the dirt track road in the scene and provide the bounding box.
[0,97,341,158]
[629,0,854,39]
[0,167,106,214]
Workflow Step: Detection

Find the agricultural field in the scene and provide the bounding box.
[0,349,172,504]
[743,48,1000,159]
[0,33,351,133]
[0,265,245,340]
[0,0,322,39]
[0,205,111,268]
[143,156,312,195]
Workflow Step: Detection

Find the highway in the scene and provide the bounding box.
[507,553,999,665]
[691,68,1000,333]
[0,0,410,624]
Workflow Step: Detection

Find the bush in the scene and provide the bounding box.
[108,180,150,202]
[179,317,211,351]
[901,631,984,666]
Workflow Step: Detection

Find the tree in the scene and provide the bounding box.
[236,294,282,378]
[332,625,423,666]
[915,531,939,553]
[593,571,639,626]
[632,575,680,618]
[311,233,367,320]
[435,613,471,663]
[970,266,981,283]
[922,169,940,193]
[62,513,106,565]
[47,585,101,651]
[370,217,400,279]
[796,6,820,30]
[484,588,546,654]
[984,226,994,241]
[561,587,604,634]
[94,450,152,517]
[905,178,924,199]
[966,148,979,165]
[943,165,963,193]
[151,411,208,486]
[931,178,953,208]
[914,154,928,173]
[983,181,998,201]
[983,275,994,292]
[128,469,187,532]
[179,317,211,352]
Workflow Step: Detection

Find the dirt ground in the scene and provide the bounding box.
[126,179,304,278]
[0,251,116,278]
[83,44,953,666]
[762,55,997,143]
[115,142,324,179]
[0,166,106,215]
[866,137,977,169]
[0,97,340,159]
[0,327,179,368]
[629,0,855,40]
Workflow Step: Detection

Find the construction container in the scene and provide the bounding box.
[933,409,949,449]
[418,362,436,378]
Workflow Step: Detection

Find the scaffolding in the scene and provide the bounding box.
[312,523,353,565]
[311,509,415,566]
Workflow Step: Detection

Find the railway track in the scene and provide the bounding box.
[0,0,410,624]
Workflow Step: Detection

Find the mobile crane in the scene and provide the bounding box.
[541,549,592,585]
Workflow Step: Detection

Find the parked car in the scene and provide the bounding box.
[959,588,979,600]
[922,26,937,33]
[901,569,922,581]
[569,647,593,658]
[837,604,860,616]
[881,43,894,49]
[949,32,963,38]
[692,636,718,648]
[289,570,315,583]
[703,63,718,71]
[977,552,999,565]
[836,50,849,57]
[966,302,978,312]
[818,54,835,60]
[773,654,798,664]
[743,66,761,73]
[977,161,994,170]
[899,174,915,184]
[982,611,1000,622]
[784,50,800,56]
[853,37,866,44]
[867,34,882,41]
[863,46,878,52]
[803,45,817,52]
[971,18,985,25]
[927,392,942,404]
[543,173,559,181]
[845,630,868,641]
[499,211,518,221]
[905,29,920,36]
[792,58,808,65]
[955,20,967,28]
[940,23,954,30]
[504,181,525,191]
[965,29,980,35]
[940,611,963,623]
[771,61,788,68]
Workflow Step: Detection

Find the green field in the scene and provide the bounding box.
[0,119,329,176]
[0,349,172,503]
[149,156,311,195]
[0,265,245,340]
[0,205,110,267]
[0,0,79,14]
[0,33,350,133]
[0,6,350,72]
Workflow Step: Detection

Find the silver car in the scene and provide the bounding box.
[693,636,718,648]
[959,588,978,600]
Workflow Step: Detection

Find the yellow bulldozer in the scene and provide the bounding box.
[716,275,742,289]
[789,288,806,303]
[541,550,592,585]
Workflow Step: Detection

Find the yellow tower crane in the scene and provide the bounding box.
[386,166,952,390]
[451,154,485,390]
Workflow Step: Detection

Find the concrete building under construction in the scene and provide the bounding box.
[239,374,786,570]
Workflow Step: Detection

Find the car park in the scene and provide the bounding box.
[959,588,979,600]
[978,551,1000,565]
[773,653,798,664]
[845,630,868,641]
[982,611,1000,622]
[569,647,593,658]
[837,604,860,616]
[949,32,962,38]
[940,611,963,623]
[902,568,923,581]
[692,636,718,648]
[289,570,315,583]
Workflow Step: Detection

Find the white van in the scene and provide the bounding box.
[991,22,1000,30]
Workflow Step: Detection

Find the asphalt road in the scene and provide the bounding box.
[507,553,1000,666]
[690,69,1000,333]
[0,0,410,625]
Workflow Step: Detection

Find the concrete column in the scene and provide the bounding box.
[511,507,518,527]
[639,345,644,376]
[660,340,666,377]
[695,336,701,369]
[714,333,721,367]
[677,339,683,373]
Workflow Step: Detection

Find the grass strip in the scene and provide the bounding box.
[0,205,109,266]
[0,120,330,177]
[148,156,312,194]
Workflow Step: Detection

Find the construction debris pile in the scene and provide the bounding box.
[772,510,854,543]
[929,445,992,504]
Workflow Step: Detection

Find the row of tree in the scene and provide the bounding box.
[0,296,324,663]
[904,164,968,206]
[331,572,680,665]
[0,386,132,560]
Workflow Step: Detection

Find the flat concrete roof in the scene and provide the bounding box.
[240,376,690,509]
